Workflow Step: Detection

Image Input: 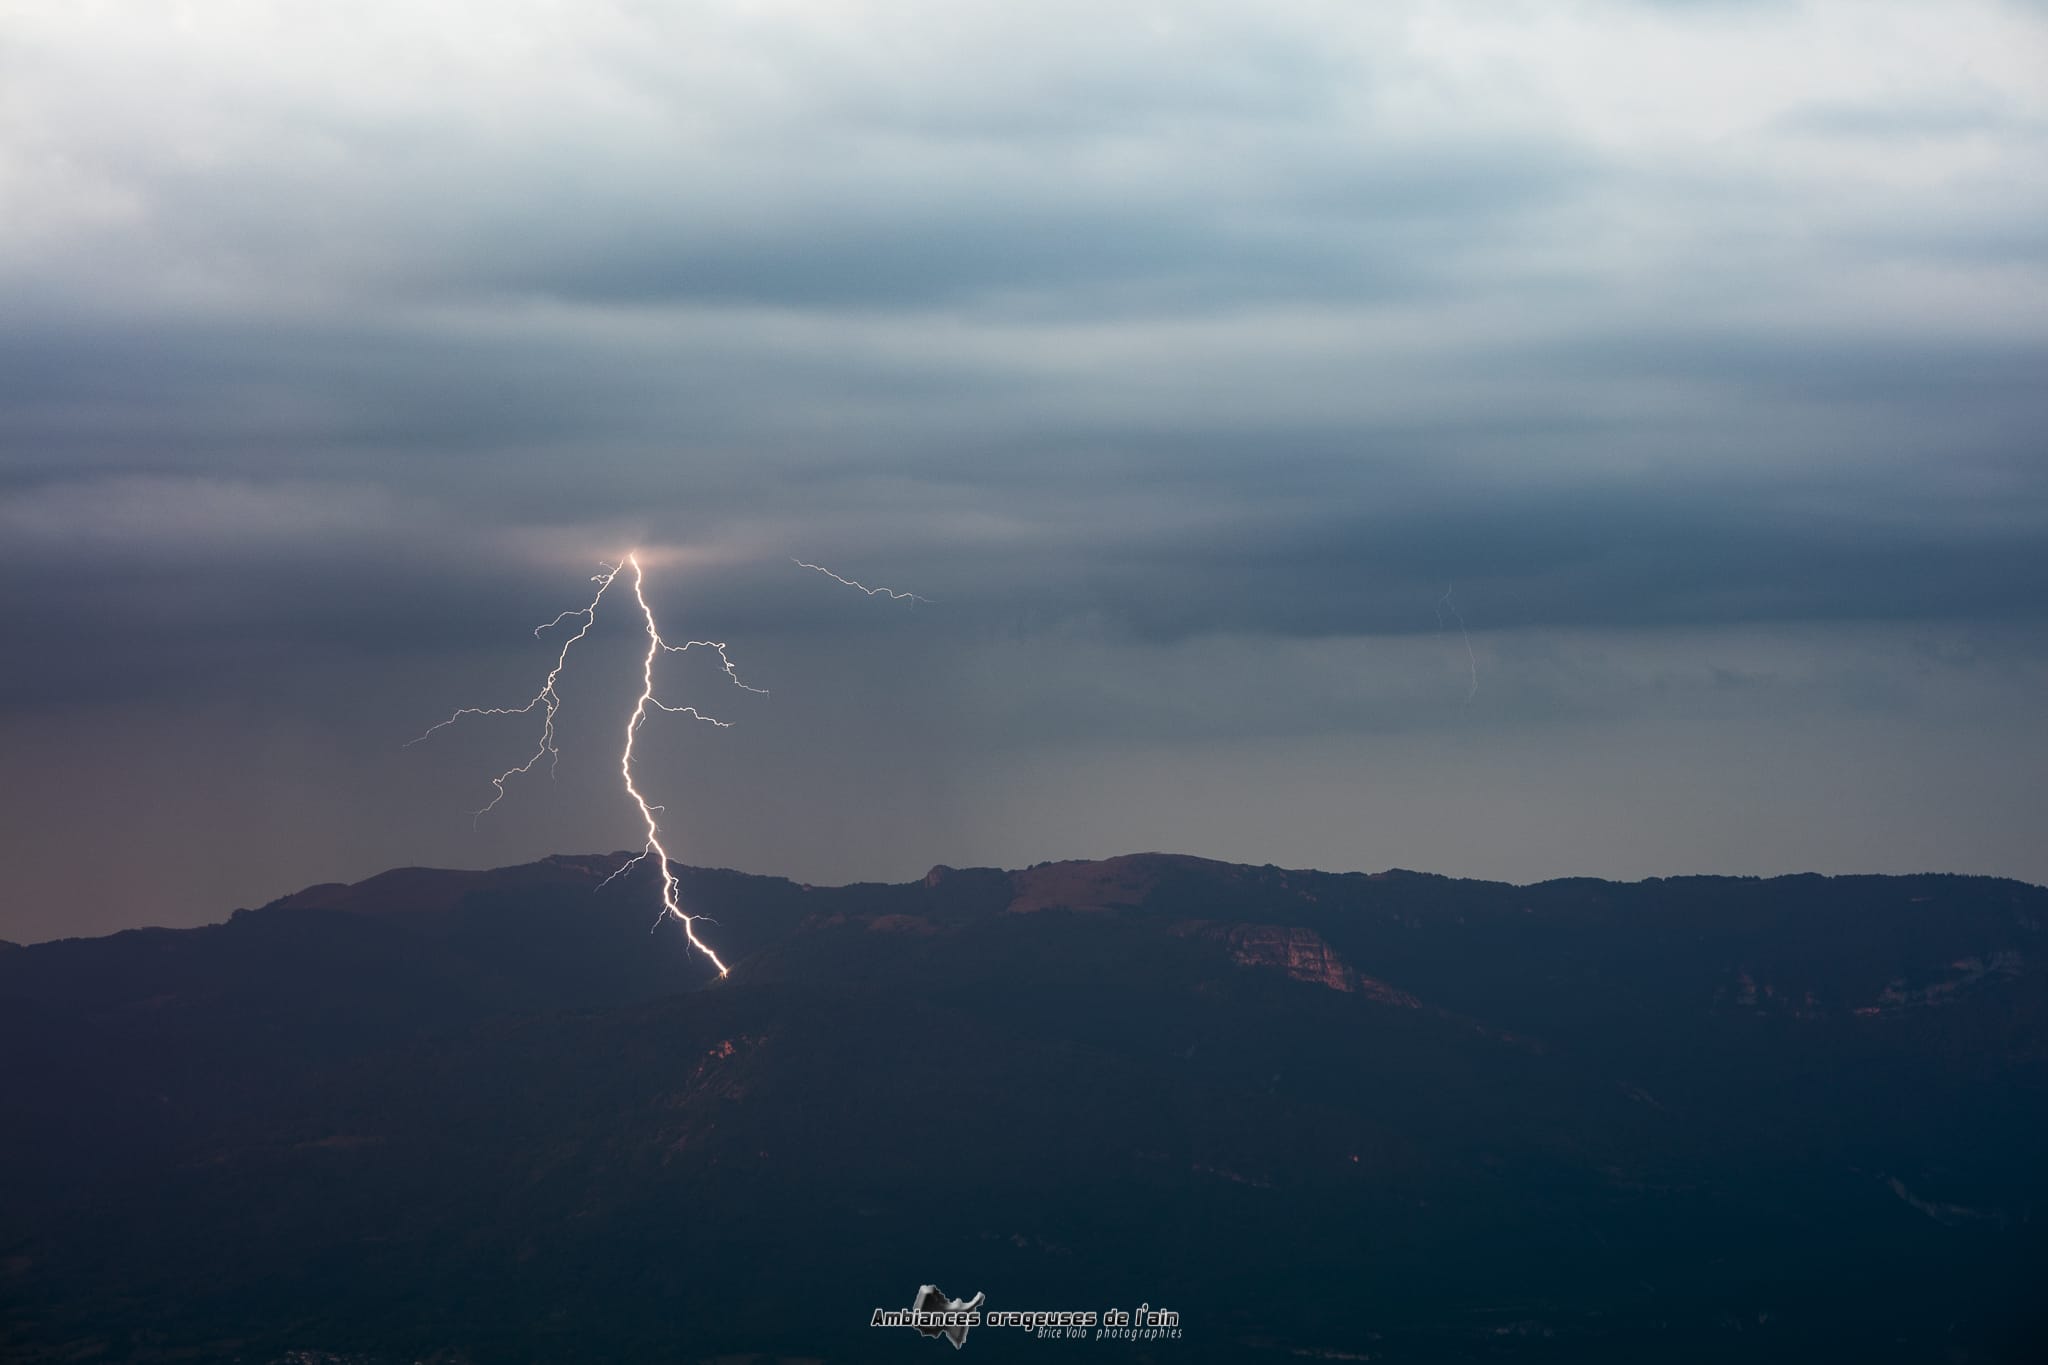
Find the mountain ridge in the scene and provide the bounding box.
[21,846,2042,945]
[3,852,2044,1362]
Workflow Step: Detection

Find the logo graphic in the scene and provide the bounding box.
[870,1285,1183,1347]
[870,1284,986,1349]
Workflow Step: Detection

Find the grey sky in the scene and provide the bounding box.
[3,0,2045,941]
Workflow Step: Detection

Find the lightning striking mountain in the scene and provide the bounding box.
[409,553,751,975]
[620,555,730,974]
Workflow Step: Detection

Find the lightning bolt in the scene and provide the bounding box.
[793,558,929,603]
[1436,583,1477,704]
[411,552,752,976]
[406,562,622,818]
[622,554,729,975]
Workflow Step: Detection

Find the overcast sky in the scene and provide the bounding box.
[3,0,2045,941]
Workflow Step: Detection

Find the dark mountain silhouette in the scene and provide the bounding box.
[2,853,2044,1362]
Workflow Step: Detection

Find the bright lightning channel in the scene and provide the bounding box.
[410,552,754,976]
[793,558,929,603]
[622,554,729,975]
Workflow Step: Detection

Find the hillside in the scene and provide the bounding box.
[2,853,2044,1362]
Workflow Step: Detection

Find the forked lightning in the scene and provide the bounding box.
[409,553,756,975]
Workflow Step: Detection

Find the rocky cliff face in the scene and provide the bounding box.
[1170,920,1400,998]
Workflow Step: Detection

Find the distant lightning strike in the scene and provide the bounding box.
[411,552,752,976]
[793,558,929,603]
[1436,584,1477,704]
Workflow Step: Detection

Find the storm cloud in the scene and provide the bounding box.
[3,0,2044,939]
